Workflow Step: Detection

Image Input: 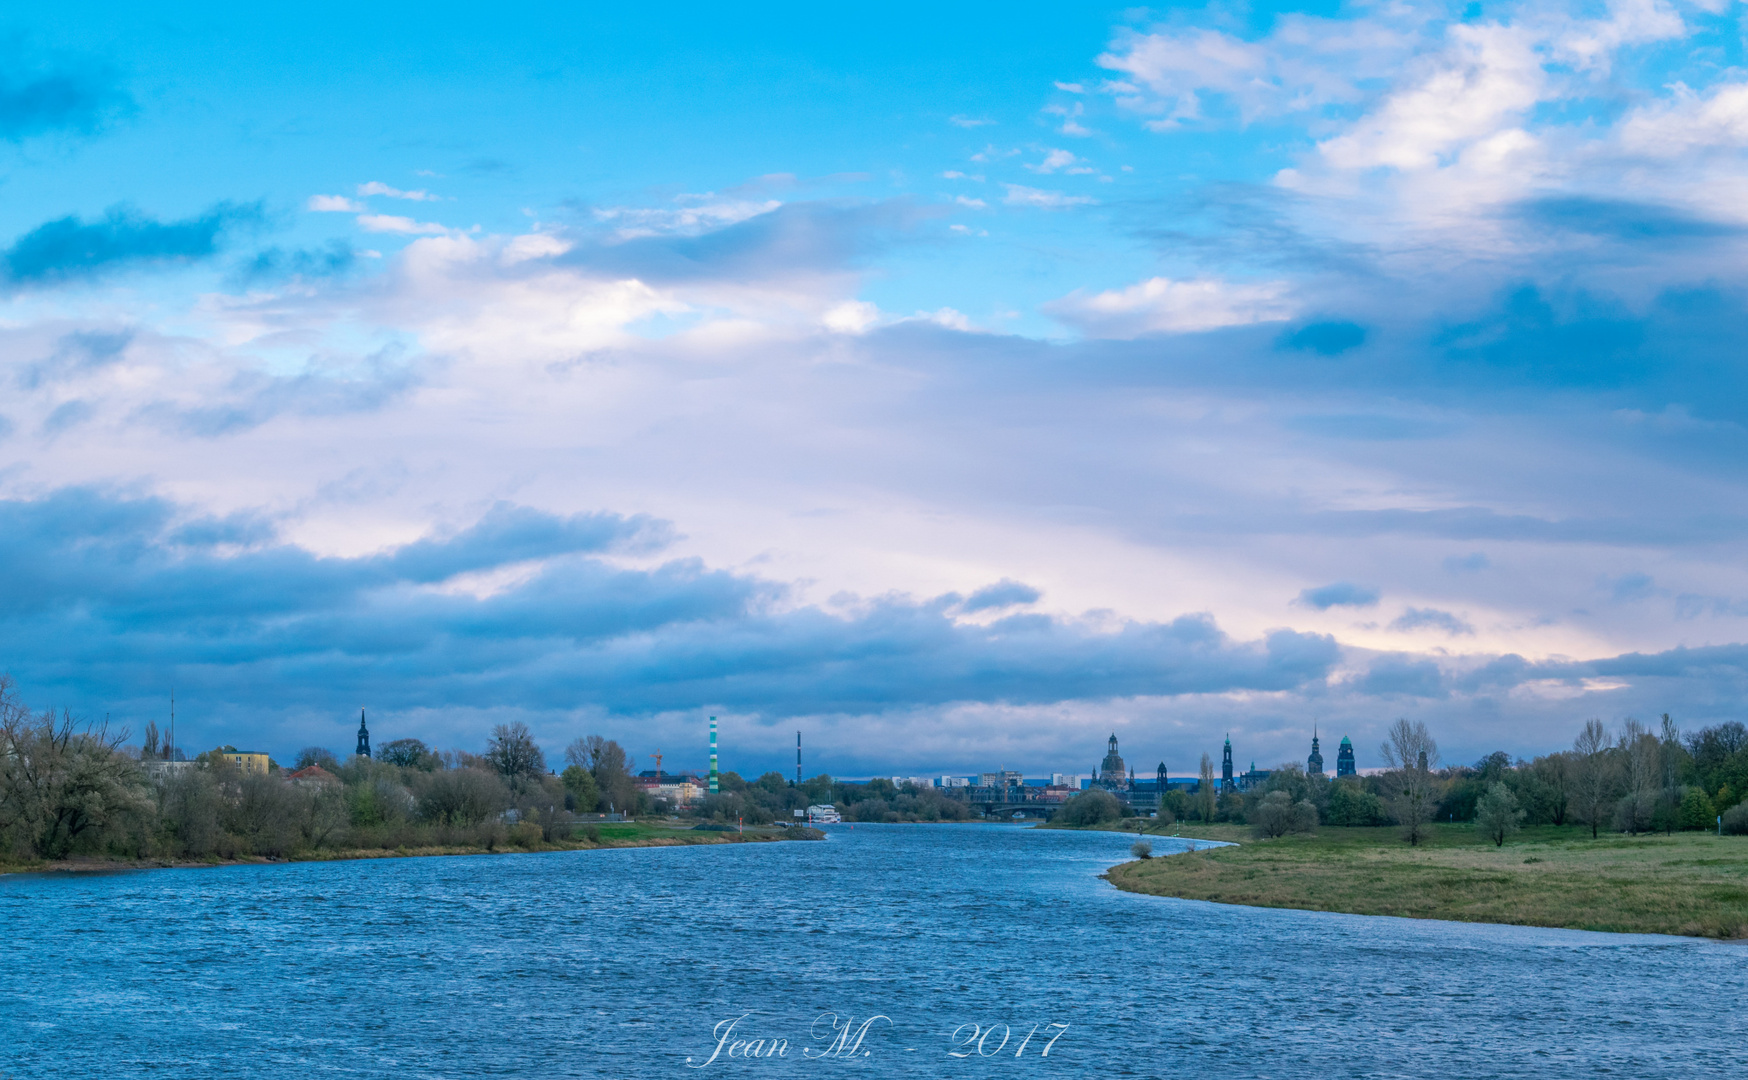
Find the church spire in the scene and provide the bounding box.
[356,707,371,759]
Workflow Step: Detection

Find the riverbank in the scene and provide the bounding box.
[1,821,825,877]
[1093,823,1748,938]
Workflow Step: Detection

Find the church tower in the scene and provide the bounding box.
[1099,733,1128,790]
[1221,736,1234,788]
[1336,735,1356,777]
[1307,728,1324,776]
[356,708,371,758]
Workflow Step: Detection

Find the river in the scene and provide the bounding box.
[2,824,1741,1078]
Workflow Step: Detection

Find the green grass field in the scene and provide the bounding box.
[1099,823,1748,938]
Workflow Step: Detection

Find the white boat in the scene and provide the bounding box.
[805,804,843,824]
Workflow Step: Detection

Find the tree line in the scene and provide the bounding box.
[1056,715,1748,845]
[0,675,662,863]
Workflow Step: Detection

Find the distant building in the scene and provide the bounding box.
[1050,773,1085,790]
[287,765,340,787]
[1237,761,1272,791]
[1221,737,1234,788]
[221,750,272,776]
[1308,730,1325,776]
[355,708,371,758]
[1094,734,1130,791]
[938,776,970,788]
[1336,736,1357,777]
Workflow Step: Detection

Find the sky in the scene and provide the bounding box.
[4,0,1748,779]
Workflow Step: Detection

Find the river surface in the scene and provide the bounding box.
[2,824,1743,1078]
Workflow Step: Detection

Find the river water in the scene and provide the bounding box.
[2,824,1742,1078]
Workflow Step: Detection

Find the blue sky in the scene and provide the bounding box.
[4,0,1748,777]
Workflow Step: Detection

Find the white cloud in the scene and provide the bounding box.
[1053,81,1087,94]
[950,115,996,128]
[1044,276,1294,337]
[1043,102,1093,137]
[359,181,441,201]
[1028,148,1096,174]
[954,195,988,209]
[822,300,882,334]
[358,214,451,235]
[592,195,781,239]
[1314,24,1545,174]
[941,170,984,181]
[1002,184,1094,209]
[308,195,364,212]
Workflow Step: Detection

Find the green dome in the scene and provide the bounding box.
[1340,736,1352,745]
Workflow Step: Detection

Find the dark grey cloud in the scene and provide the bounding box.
[3,202,260,286]
[1356,655,1447,698]
[0,489,1342,754]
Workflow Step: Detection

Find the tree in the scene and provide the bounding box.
[0,686,148,859]
[376,738,435,770]
[1615,718,1661,835]
[294,746,341,772]
[1474,782,1524,847]
[1130,840,1152,859]
[1379,718,1442,845]
[1057,789,1123,826]
[560,764,599,812]
[1528,752,1571,825]
[414,768,507,826]
[1197,753,1216,823]
[1571,719,1615,838]
[1250,790,1317,838]
[486,722,546,791]
[1677,787,1716,831]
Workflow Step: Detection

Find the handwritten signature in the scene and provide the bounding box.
[686,1013,1067,1067]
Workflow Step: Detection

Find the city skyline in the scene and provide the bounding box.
[3,1,1747,772]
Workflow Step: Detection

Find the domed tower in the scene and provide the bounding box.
[1221,736,1234,788]
[1307,728,1325,776]
[1336,735,1356,777]
[1099,733,1128,790]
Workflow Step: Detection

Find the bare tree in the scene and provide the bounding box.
[0,690,148,859]
[1570,719,1615,838]
[1379,718,1441,845]
[1530,751,1572,825]
[1197,753,1216,823]
[1615,718,1661,834]
[486,722,547,792]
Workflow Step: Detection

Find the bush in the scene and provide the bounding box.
[1325,780,1390,826]
[1474,782,1525,847]
[1250,791,1317,838]
[508,821,543,848]
[1130,840,1152,859]
[1056,789,1124,826]
[1678,787,1717,831]
[1615,790,1657,834]
[1722,803,1748,836]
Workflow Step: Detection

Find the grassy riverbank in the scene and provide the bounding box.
[1088,823,1748,938]
[3,821,824,876]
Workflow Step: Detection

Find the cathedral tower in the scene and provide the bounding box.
[1307,728,1324,776]
[1336,735,1356,777]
